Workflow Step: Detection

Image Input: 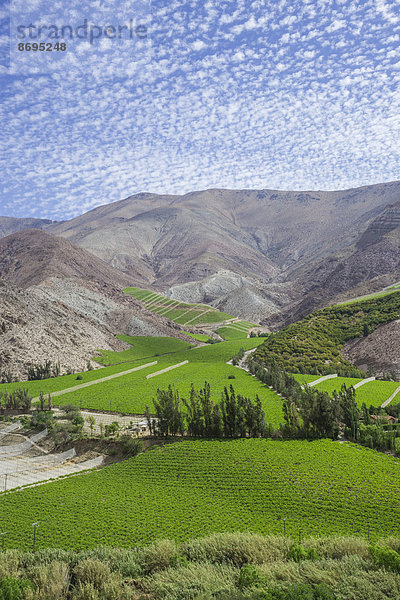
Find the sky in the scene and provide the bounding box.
[0,0,399,220]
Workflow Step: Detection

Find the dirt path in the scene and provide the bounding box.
[353,377,376,389]
[146,361,189,379]
[32,361,158,403]
[381,385,400,408]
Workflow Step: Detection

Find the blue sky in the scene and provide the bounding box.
[0,0,399,220]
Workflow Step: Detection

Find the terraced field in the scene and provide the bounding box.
[292,374,400,408]
[125,287,233,326]
[1,438,400,550]
[313,378,400,407]
[217,321,257,340]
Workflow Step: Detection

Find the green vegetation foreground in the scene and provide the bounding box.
[2,533,400,599]
[1,439,400,550]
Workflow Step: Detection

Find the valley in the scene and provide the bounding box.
[0,183,399,600]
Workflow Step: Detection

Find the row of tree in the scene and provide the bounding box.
[247,358,359,440]
[145,382,271,438]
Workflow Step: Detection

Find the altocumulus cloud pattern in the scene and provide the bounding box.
[0,0,399,219]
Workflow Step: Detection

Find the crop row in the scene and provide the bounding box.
[124,287,234,325]
[1,439,400,550]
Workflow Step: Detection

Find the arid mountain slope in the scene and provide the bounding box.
[0,280,127,380]
[0,230,194,379]
[2,181,399,324]
[48,182,400,287]
[0,216,55,239]
[342,320,400,378]
[266,200,400,327]
[0,229,133,291]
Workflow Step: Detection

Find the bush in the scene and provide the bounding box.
[238,564,267,590]
[228,375,236,380]
[369,544,400,573]
[139,539,178,574]
[0,577,33,600]
[76,375,83,381]
[120,435,143,456]
[73,559,110,590]
[287,544,319,563]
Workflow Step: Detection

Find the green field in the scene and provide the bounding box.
[183,331,210,342]
[125,287,234,325]
[313,377,364,394]
[45,340,284,423]
[353,380,400,407]
[95,335,193,365]
[0,338,283,423]
[2,438,400,550]
[292,374,400,407]
[0,360,147,397]
[312,377,400,407]
[217,321,256,340]
[292,374,322,385]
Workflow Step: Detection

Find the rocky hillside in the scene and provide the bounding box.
[0,230,194,380]
[342,319,400,378]
[266,200,400,328]
[45,182,398,277]
[0,216,55,238]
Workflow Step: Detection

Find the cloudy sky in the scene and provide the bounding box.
[0,0,399,220]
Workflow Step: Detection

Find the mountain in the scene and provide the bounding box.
[0,230,194,379]
[2,181,399,324]
[44,181,400,321]
[342,319,400,378]
[267,200,400,328]
[0,216,56,238]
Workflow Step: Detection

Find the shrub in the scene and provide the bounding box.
[76,375,83,381]
[228,375,236,380]
[238,564,267,590]
[139,539,178,574]
[287,544,319,563]
[27,561,69,599]
[73,559,110,590]
[0,577,33,600]
[369,544,400,573]
[120,435,143,457]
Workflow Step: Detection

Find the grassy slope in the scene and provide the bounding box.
[217,327,249,340]
[183,332,210,342]
[336,282,400,306]
[313,378,400,407]
[293,374,400,407]
[95,336,193,365]
[253,292,400,376]
[2,438,400,549]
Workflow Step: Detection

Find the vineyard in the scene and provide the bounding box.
[95,335,193,366]
[292,374,400,408]
[216,320,257,340]
[125,287,234,326]
[0,338,285,424]
[1,438,400,550]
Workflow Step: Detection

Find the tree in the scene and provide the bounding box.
[153,386,184,437]
[86,415,96,436]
